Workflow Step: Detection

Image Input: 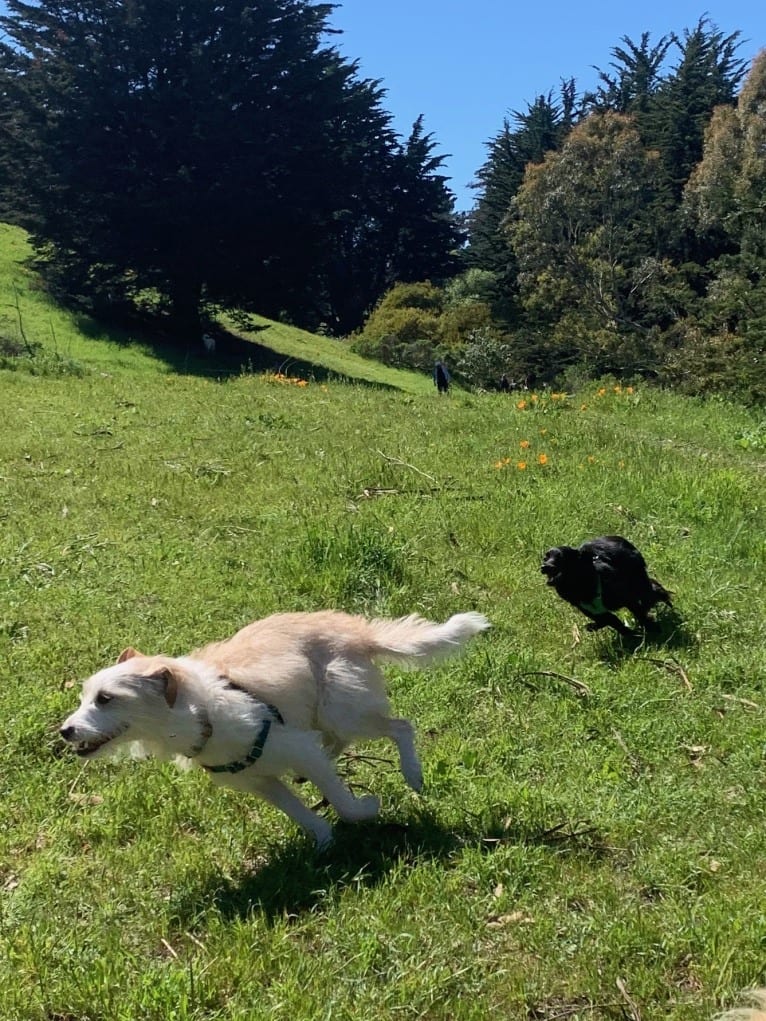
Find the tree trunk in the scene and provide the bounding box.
[168,277,202,346]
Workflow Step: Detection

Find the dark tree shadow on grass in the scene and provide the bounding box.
[170,808,614,927]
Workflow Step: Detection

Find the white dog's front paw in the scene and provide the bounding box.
[312,818,334,850]
[348,794,381,821]
[404,764,423,793]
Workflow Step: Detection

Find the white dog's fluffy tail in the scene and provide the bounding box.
[365,612,490,669]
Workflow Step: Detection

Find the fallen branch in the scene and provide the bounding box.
[375,449,437,483]
[357,487,400,500]
[721,693,760,711]
[616,977,642,1021]
[519,670,591,697]
[644,656,692,691]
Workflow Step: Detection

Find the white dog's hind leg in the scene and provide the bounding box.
[331,711,423,792]
[289,742,381,824]
[388,717,423,792]
[249,777,334,849]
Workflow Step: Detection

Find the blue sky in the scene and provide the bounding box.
[1,1,762,212]
[330,0,765,210]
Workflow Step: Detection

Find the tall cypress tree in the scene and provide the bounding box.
[586,32,672,119]
[319,115,461,335]
[0,0,457,339]
[650,18,746,204]
[467,82,577,321]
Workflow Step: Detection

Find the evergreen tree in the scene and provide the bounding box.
[650,18,746,204]
[586,32,672,118]
[0,0,458,340]
[466,82,577,319]
[319,116,460,335]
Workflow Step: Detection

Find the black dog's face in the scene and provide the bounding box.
[540,546,579,585]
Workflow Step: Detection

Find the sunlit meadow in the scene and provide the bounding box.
[1,227,765,1020]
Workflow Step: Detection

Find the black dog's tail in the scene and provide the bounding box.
[650,578,672,606]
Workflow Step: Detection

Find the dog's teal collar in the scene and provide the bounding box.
[201,703,284,775]
[578,578,607,617]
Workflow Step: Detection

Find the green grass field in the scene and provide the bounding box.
[1,225,765,1020]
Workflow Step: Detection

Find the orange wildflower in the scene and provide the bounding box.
[538,453,548,465]
[517,399,527,410]
[517,461,527,470]
[520,440,530,449]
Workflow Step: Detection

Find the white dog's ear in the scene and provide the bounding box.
[117,647,143,663]
[149,665,180,708]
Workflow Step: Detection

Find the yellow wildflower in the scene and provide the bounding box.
[517,461,527,470]
[520,440,530,449]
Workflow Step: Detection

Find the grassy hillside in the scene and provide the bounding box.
[1,230,766,1020]
[0,222,432,392]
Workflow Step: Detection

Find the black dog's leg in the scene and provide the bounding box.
[629,609,658,631]
[627,601,661,632]
[585,613,636,636]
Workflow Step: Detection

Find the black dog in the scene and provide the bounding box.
[541,535,671,636]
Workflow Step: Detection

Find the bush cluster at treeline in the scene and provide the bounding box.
[0,4,763,402]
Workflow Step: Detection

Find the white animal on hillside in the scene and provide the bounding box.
[60,610,490,848]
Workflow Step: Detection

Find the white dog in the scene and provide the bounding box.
[60,610,489,848]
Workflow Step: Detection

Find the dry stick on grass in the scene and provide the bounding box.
[375,449,437,483]
[721,693,760,711]
[644,656,692,691]
[519,670,592,698]
[616,977,642,1021]
[357,487,401,500]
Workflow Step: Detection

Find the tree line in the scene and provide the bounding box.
[356,19,765,402]
[0,4,763,400]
